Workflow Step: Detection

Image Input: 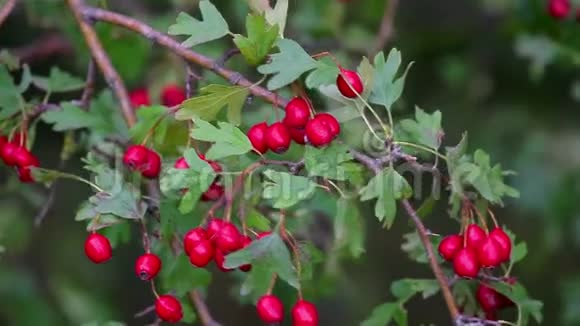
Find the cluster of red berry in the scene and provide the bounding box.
[173,153,224,201]
[246,68,363,154]
[256,294,319,326]
[129,84,187,109]
[548,0,578,20]
[0,132,39,183]
[439,224,512,278]
[123,145,162,179]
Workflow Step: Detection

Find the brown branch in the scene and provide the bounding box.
[0,0,17,27]
[188,291,221,326]
[401,199,460,324]
[79,59,97,108]
[66,0,135,127]
[371,0,399,57]
[82,7,288,108]
[11,33,74,63]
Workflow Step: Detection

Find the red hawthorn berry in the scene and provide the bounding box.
[206,218,224,240]
[239,236,253,272]
[453,247,480,278]
[123,145,150,170]
[336,68,363,98]
[317,113,340,138]
[161,84,186,107]
[215,221,242,253]
[257,294,284,323]
[183,227,208,255]
[477,237,503,268]
[12,147,39,168]
[248,122,269,154]
[266,122,291,153]
[188,239,215,268]
[141,150,162,179]
[489,228,512,263]
[135,253,162,281]
[292,300,319,326]
[257,231,272,239]
[289,127,307,145]
[466,224,486,249]
[1,142,19,166]
[10,132,27,147]
[283,97,311,128]
[438,234,463,261]
[214,249,233,272]
[16,163,40,183]
[84,233,112,264]
[174,156,189,169]
[477,283,507,312]
[305,115,333,147]
[129,88,151,108]
[0,135,7,148]
[548,0,571,20]
[201,182,224,201]
[155,294,183,323]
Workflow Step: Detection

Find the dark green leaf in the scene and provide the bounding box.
[129,105,168,144]
[390,278,439,302]
[168,2,230,47]
[262,169,317,209]
[369,49,413,111]
[257,38,317,90]
[41,102,98,131]
[0,65,23,118]
[511,242,527,264]
[190,119,253,160]
[400,231,442,264]
[246,209,271,231]
[233,14,279,66]
[334,198,365,258]
[176,85,249,125]
[359,167,412,227]
[305,57,339,89]
[360,302,407,326]
[399,107,443,150]
[100,221,131,248]
[304,143,354,181]
[160,255,212,296]
[488,282,543,325]
[32,66,84,93]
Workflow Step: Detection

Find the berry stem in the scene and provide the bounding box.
[487,208,499,228]
[394,141,448,161]
[150,280,159,298]
[266,274,278,295]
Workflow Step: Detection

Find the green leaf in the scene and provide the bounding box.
[160,254,212,296]
[369,49,413,111]
[168,1,230,47]
[129,105,169,143]
[262,170,317,209]
[361,302,407,326]
[390,278,439,302]
[233,14,279,66]
[257,38,317,90]
[334,198,365,258]
[32,66,84,93]
[224,233,299,288]
[246,209,271,231]
[359,167,412,227]
[41,102,98,131]
[240,263,275,301]
[89,184,146,220]
[511,241,527,264]
[399,107,443,150]
[249,0,288,37]
[400,231,442,264]
[81,321,126,326]
[100,221,131,248]
[86,214,121,231]
[190,119,253,160]
[176,84,249,125]
[0,65,23,118]
[489,282,543,325]
[446,133,469,200]
[0,50,20,70]
[305,57,340,89]
[304,142,354,181]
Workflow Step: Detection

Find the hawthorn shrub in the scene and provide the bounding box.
[0,0,544,325]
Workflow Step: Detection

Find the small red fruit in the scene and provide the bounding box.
[141,150,162,179]
[0,135,7,148]
[214,249,233,272]
[1,142,19,166]
[283,97,311,128]
[188,240,215,268]
[266,122,291,153]
[17,165,38,183]
[206,218,224,240]
[13,147,39,168]
[183,227,208,255]
[129,88,151,108]
[257,231,272,239]
[135,253,162,281]
[476,283,506,312]
[248,122,269,154]
[438,234,463,261]
[453,247,480,278]
[305,116,333,147]
[466,224,486,249]
[174,157,189,169]
[123,145,150,169]
[289,127,306,145]
[201,183,224,201]
[155,294,183,323]
[239,236,253,272]
[84,233,112,264]
[477,237,503,268]
[317,113,340,138]
[215,222,242,253]
[161,84,186,107]
[292,300,319,326]
[336,68,363,98]
[257,294,284,323]
[489,228,512,263]
[548,0,571,19]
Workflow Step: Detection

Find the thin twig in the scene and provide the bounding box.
[82,7,288,108]
[188,291,222,326]
[348,148,383,173]
[79,59,97,109]
[401,199,460,323]
[67,0,135,127]
[185,64,201,98]
[11,33,73,63]
[0,0,17,28]
[215,48,241,67]
[370,0,399,57]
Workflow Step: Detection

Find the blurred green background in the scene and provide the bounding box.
[1,0,579,325]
